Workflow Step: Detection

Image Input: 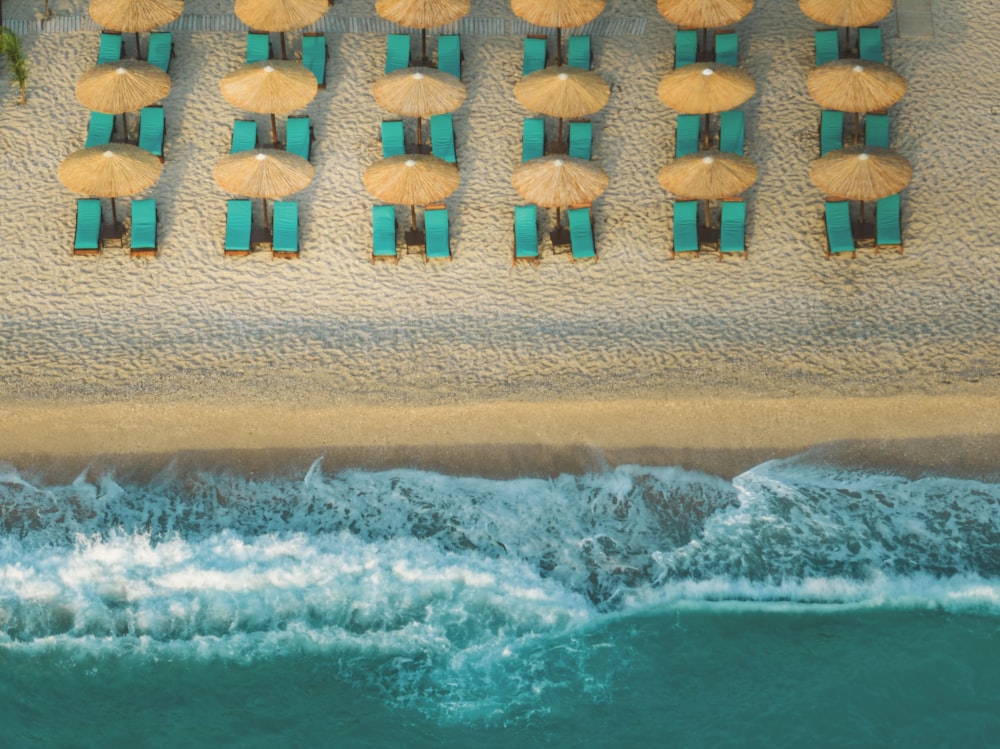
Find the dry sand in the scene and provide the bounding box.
[0,0,997,472]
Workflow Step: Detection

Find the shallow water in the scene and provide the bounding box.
[1,454,998,746]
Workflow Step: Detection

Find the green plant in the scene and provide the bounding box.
[0,28,28,104]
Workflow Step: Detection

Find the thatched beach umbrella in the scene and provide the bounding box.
[221,60,318,145]
[376,0,470,62]
[657,63,756,113]
[364,154,460,229]
[798,0,891,28]
[657,0,753,29]
[215,148,313,230]
[59,142,162,224]
[372,67,466,148]
[513,154,608,206]
[76,60,171,141]
[89,0,183,58]
[511,0,606,64]
[515,66,611,147]
[658,150,756,227]
[809,146,911,201]
[807,59,906,113]
[235,0,328,58]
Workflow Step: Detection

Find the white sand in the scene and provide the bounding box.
[0,0,997,457]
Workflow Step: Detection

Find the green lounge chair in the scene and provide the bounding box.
[820,110,844,156]
[381,120,406,157]
[513,205,539,265]
[138,105,165,161]
[372,205,398,262]
[719,200,746,258]
[130,198,157,257]
[302,33,327,87]
[246,33,271,63]
[675,114,701,158]
[231,119,258,153]
[522,118,545,162]
[225,199,253,255]
[824,200,856,257]
[719,109,744,155]
[430,113,456,163]
[385,34,411,73]
[674,29,698,68]
[568,205,596,261]
[673,200,700,256]
[714,32,738,66]
[523,36,547,75]
[568,120,592,160]
[97,33,122,65]
[271,201,299,256]
[424,204,451,261]
[286,116,311,160]
[147,32,172,73]
[85,112,115,148]
[864,113,889,148]
[74,199,102,255]
[815,29,839,66]
[858,26,883,63]
[567,35,591,70]
[875,193,903,253]
[437,34,461,79]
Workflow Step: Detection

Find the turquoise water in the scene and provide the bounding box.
[1,455,998,747]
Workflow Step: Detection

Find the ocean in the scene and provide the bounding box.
[1,453,998,747]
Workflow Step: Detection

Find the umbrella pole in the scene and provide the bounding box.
[855,112,861,145]
[135,32,142,60]
[111,197,118,226]
[421,29,427,65]
[119,113,127,144]
[270,113,279,146]
[280,32,287,60]
[410,204,417,231]
[558,118,563,151]
[555,206,561,229]
[263,198,270,231]
[704,199,710,228]
[556,28,562,66]
[417,117,422,152]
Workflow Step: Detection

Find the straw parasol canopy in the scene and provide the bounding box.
[657,63,755,113]
[221,60,318,144]
[809,146,911,201]
[798,0,891,27]
[214,149,314,198]
[512,155,609,208]
[372,67,466,117]
[234,0,328,31]
[510,0,605,29]
[59,142,163,197]
[807,59,906,113]
[59,142,163,224]
[375,0,470,28]
[76,59,171,114]
[514,65,611,119]
[656,0,753,29]
[657,150,757,198]
[89,0,184,32]
[363,154,460,206]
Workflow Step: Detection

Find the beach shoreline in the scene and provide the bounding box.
[2,394,998,480]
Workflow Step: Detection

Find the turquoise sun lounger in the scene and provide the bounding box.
[568,120,592,160]
[875,193,903,253]
[302,33,327,87]
[130,198,157,256]
[285,116,312,160]
[231,119,258,153]
[147,32,172,73]
[820,110,844,156]
[719,109,744,155]
[815,29,839,66]
[824,200,856,257]
[513,205,539,265]
[385,34,411,73]
[225,199,253,255]
[568,205,596,261]
[424,204,451,261]
[719,200,747,258]
[74,199,102,255]
[271,201,299,256]
[714,32,738,66]
[85,111,115,148]
[246,32,271,63]
[430,113,456,163]
[864,113,889,148]
[97,33,122,65]
[523,36,547,75]
[381,120,406,157]
[138,105,165,161]
[522,118,545,162]
[673,200,700,256]
[675,29,698,68]
[567,35,591,70]
[437,35,461,79]
[372,205,398,262]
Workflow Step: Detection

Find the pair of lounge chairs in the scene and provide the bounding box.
[248,31,327,85]
[371,204,451,262]
[819,111,889,154]
[824,197,902,257]
[675,110,743,157]
[673,200,747,258]
[513,205,596,263]
[520,119,593,161]
[104,31,171,72]
[524,34,591,74]
[385,33,461,76]
[815,27,882,64]
[73,198,157,256]
[225,200,299,256]
[567,36,592,70]
[86,106,165,158]
[230,118,311,159]
[379,116,456,161]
